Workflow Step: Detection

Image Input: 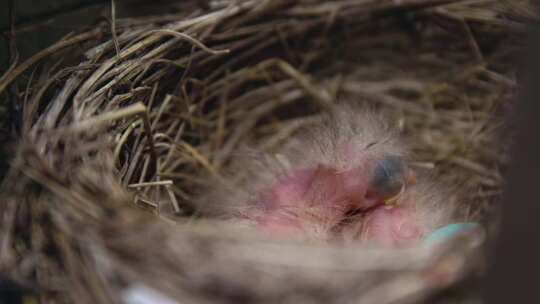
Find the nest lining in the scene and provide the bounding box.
[0,0,525,303]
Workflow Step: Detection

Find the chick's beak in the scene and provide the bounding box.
[406,168,417,186]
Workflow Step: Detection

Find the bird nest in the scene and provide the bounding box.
[0,0,526,303]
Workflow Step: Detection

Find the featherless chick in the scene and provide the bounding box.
[197,105,479,247]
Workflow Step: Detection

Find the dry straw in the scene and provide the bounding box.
[0,0,527,303]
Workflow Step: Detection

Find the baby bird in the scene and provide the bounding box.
[199,105,459,247]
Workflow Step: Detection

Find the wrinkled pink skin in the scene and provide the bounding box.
[246,160,422,247]
[359,204,421,247]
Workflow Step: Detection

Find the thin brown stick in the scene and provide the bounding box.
[147,29,230,56]
[111,0,121,58]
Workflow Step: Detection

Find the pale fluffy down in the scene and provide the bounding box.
[196,104,455,246]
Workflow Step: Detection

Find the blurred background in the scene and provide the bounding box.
[0,0,205,65]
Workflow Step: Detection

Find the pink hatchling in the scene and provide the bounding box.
[201,106,456,247]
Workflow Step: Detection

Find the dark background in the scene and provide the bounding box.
[483,15,540,304]
[1,0,108,67]
[0,0,189,68]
